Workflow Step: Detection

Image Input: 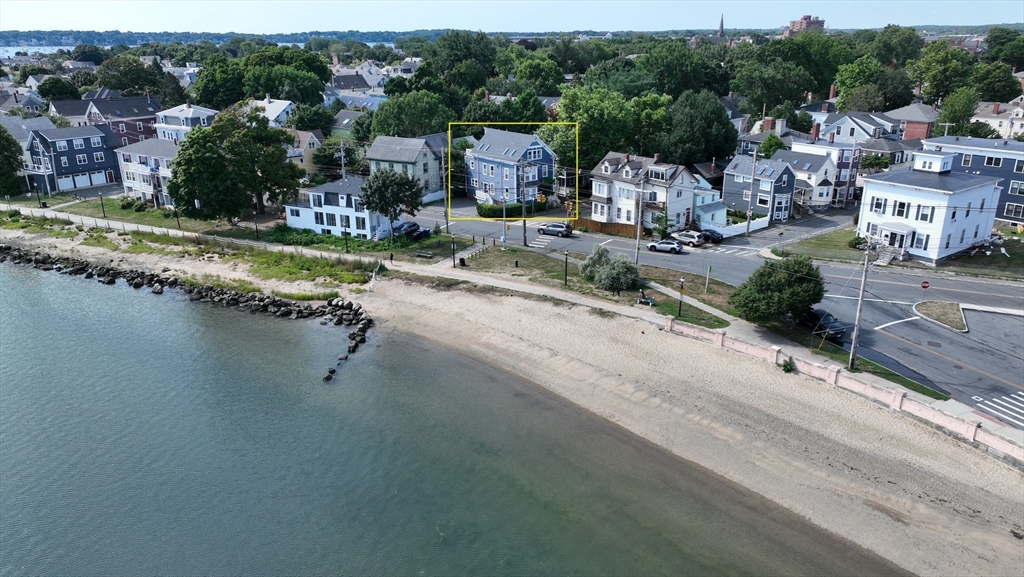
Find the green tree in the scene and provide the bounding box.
[972,62,1021,103]
[834,55,883,109]
[791,31,855,98]
[327,99,347,115]
[16,65,51,85]
[285,103,335,134]
[193,54,246,109]
[580,244,611,280]
[982,27,1020,64]
[461,98,504,124]
[359,168,425,239]
[370,91,456,139]
[870,25,923,68]
[70,69,98,88]
[594,254,640,293]
[729,256,825,322]
[860,154,890,170]
[311,135,346,174]
[446,59,489,93]
[661,90,738,166]
[876,67,915,110]
[627,92,672,157]
[3,107,34,119]
[351,109,374,144]
[383,75,411,98]
[542,85,631,170]
[70,44,108,65]
[241,45,331,83]
[0,126,23,196]
[637,41,722,99]
[839,84,885,112]
[167,127,249,220]
[931,86,994,138]
[996,37,1024,72]
[36,77,80,101]
[907,42,974,104]
[96,55,152,91]
[428,30,496,76]
[242,65,324,106]
[46,114,71,128]
[758,133,786,159]
[516,58,564,96]
[213,108,304,213]
[579,56,655,100]
[732,58,813,115]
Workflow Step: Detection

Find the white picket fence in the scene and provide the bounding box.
[703,216,770,238]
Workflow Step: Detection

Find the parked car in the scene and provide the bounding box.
[538,222,573,237]
[647,239,685,254]
[671,230,705,247]
[392,221,420,237]
[411,228,431,241]
[800,308,846,340]
[372,227,391,241]
[699,229,724,244]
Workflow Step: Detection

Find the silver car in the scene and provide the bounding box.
[671,230,705,247]
[646,239,685,254]
[538,222,573,237]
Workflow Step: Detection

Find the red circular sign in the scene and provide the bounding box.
[921,281,930,289]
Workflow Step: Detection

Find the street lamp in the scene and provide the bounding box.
[98,191,106,218]
[451,235,457,268]
[252,200,259,239]
[173,207,181,230]
[564,250,569,286]
[501,191,508,250]
[344,217,350,253]
[678,276,685,317]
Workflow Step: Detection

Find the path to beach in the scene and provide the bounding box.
[2,216,1023,576]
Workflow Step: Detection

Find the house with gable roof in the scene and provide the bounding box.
[0,90,46,116]
[819,111,900,144]
[770,149,837,210]
[284,128,327,175]
[116,138,179,207]
[153,101,219,143]
[884,102,939,141]
[245,95,294,127]
[464,128,556,205]
[24,125,121,193]
[922,135,1024,226]
[331,109,364,135]
[790,137,862,207]
[589,152,714,231]
[366,132,449,203]
[283,175,398,240]
[971,101,1024,140]
[47,99,91,126]
[85,95,162,145]
[0,115,56,169]
[722,155,797,222]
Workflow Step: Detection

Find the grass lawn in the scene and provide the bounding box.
[775,227,867,263]
[898,236,1024,280]
[5,193,77,207]
[305,235,476,265]
[62,199,259,237]
[653,299,730,329]
[763,320,949,400]
[915,301,966,331]
[638,264,741,317]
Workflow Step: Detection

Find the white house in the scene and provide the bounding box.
[245,95,294,127]
[857,150,1002,265]
[116,138,178,207]
[154,102,218,143]
[589,152,711,231]
[971,101,1024,140]
[770,149,838,210]
[283,176,398,240]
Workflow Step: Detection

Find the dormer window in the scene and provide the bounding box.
[602,163,610,174]
[623,168,631,178]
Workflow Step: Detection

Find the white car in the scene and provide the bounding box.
[671,230,705,247]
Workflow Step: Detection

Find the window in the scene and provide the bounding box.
[527,148,542,160]
[141,174,151,185]
[950,207,957,220]
[758,179,771,191]
[757,194,770,207]
[503,167,509,180]
[734,174,743,182]
[60,157,68,167]
[962,154,972,167]
[422,162,428,173]
[542,165,548,178]
[314,212,324,225]
[489,165,495,177]
[974,224,980,239]
[916,205,933,221]
[137,122,144,131]
[868,223,878,236]
[984,156,1002,167]
[981,198,985,211]
[139,136,145,142]
[121,137,128,146]
[321,229,332,235]
[840,169,849,181]
[1010,181,1024,195]
[121,153,131,163]
[312,195,323,208]
[119,124,126,133]
[872,197,885,212]
[201,117,208,127]
[848,127,855,137]
[288,208,300,217]
[471,178,479,187]
[355,216,366,230]
[593,182,606,195]
[139,155,148,165]
[842,150,851,162]
[73,139,85,149]
[326,213,337,227]
[616,207,622,220]
[93,152,104,162]
[1005,203,1024,218]
[308,140,316,149]
[353,199,364,213]
[56,141,67,151]
[958,229,966,244]
[1015,159,1024,173]
[945,234,951,249]
[965,202,971,217]
[180,118,187,126]
[914,234,929,249]
[76,154,87,165]
[781,174,788,186]
[625,209,632,222]
[675,212,681,224]
[742,190,751,201]
[894,201,907,217]
[469,159,475,169]
[126,171,135,182]
[90,137,102,147]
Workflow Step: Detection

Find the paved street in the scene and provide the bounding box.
[414,199,1024,429]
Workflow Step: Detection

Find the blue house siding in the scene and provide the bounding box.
[26,127,122,193]
[464,128,556,205]
[922,137,1024,225]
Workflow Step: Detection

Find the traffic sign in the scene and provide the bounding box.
[921,281,930,289]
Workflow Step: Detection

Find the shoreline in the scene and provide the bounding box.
[3,227,1023,575]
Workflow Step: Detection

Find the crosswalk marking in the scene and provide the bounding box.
[529,236,552,249]
[977,393,1024,429]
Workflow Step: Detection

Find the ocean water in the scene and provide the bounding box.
[0,263,903,576]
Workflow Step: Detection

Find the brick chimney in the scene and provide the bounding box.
[828,131,835,143]
[624,153,630,163]
[811,122,820,141]
[653,153,660,163]
[993,102,1000,115]
[484,91,489,102]
[763,117,775,131]
[829,84,836,100]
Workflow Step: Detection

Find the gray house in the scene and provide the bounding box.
[922,136,1024,226]
[722,156,797,222]
[366,133,448,204]
[24,125,121,193]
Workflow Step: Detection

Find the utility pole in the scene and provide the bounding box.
[848,248,871,370]
[440,146,449,232]
[634,174,646,265]
[746,149,758,237]
[520,158,527,247]
[938,122,955,137]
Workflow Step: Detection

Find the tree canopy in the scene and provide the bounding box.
[907,41,973,104]
[660,89,738,166]
[758,133,786,160]
[972,62,1022,103]
[359,169,425,239]
[728,256,826,323]
[36,77,80,101]
[370,90,456,139]
[0,126,23,196]
[285,103,335,135]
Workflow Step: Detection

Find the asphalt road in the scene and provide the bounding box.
[413,201,1024,428]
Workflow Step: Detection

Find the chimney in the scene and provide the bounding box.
[265,93,271,103]
[484,91,489,102]
[13,92,18,103]
[332,53,339,66]
[811,122,820,141]
[828,131,835,144]
[829,84,837,100]
[624,153,630,163]
[776,118,786,135]
[654,153,660,163]
[993,102,1000,115]
[186,98,191,109]
[763,117,774,131]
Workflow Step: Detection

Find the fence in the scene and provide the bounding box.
[662,316,1024,463]
[575,217,641,238]
[703,216,770,238]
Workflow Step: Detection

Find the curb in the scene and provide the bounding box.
[912,301,969,333]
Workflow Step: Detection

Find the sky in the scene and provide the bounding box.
[1,0,1021,34]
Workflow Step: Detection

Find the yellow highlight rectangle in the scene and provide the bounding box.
[446,121,580,222]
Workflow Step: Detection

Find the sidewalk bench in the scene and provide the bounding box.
[415,251,434,259]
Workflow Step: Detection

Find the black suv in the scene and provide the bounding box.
[392,221,420,237]
[801,308,846,340]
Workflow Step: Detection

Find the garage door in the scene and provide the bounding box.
[90,171,106,186]
[57,175,74,191]
[74,173,90,188]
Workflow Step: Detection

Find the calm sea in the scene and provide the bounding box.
[0,263,903,576]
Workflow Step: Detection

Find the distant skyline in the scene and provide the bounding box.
[1,0,1021,35]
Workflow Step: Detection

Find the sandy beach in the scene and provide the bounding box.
[3,226,1023,576]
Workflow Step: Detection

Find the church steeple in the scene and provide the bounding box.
[717,14,724,37]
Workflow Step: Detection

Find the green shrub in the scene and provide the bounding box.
[310,174,330,187]
[119,196,135,210]
[133,200,148,212]
[160,207,176,219]
[594,254,639,292]
[6,209,20,218]
[781,356,796,373]
[848,236,866,249]
[580,244,611,280]
[475,201,545,218]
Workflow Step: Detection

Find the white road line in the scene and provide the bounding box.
[999,396,1024,410]
[990,397,1024,415]
[722,249,737,254]
[600,239,614,246]
[978,404,1024,428]
[874,316,920,330]
[1012,393,1024,402]
[825,295,914,305]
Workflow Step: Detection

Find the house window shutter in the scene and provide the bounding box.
[923,235,929,250]
[909,231,916,247]
[905,204,912,219]
[882,199,888,214]
[928,208,934,223]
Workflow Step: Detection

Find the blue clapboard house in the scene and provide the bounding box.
[465,128,556,205]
